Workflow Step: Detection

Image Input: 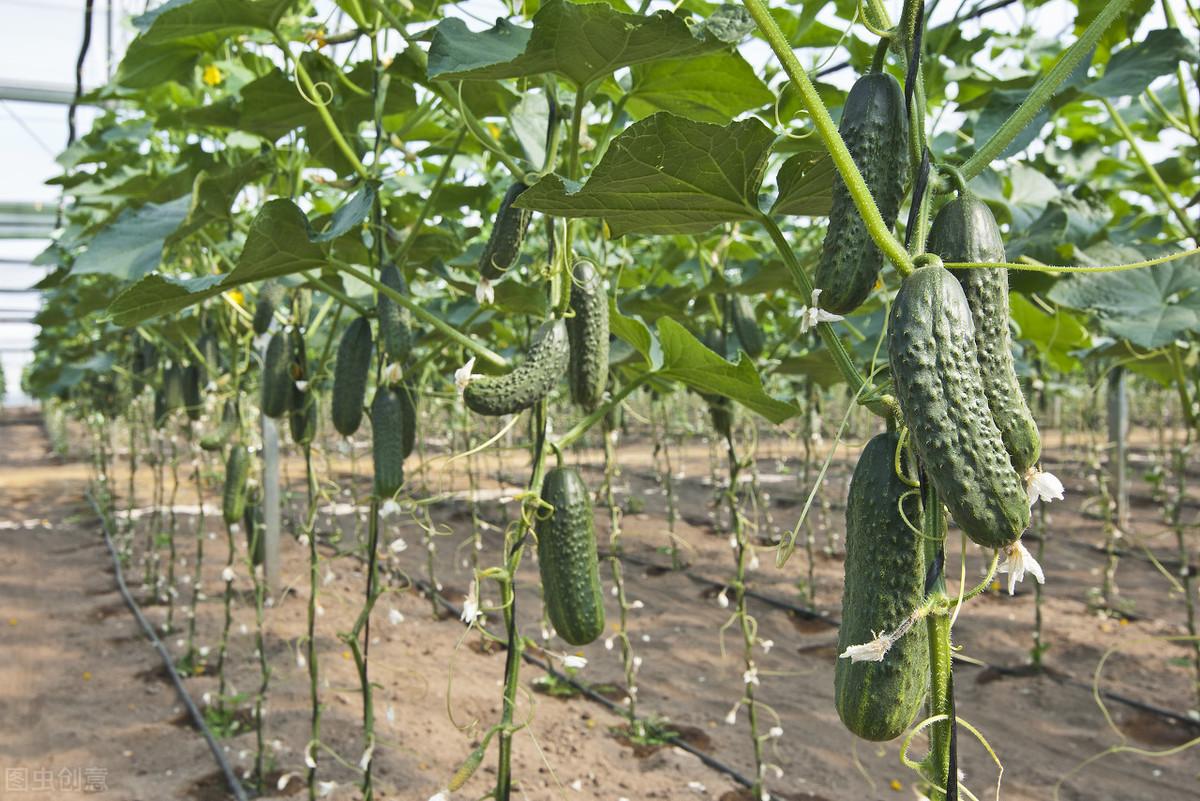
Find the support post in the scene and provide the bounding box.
[1106,366,1129,532]
[261,414,282,592]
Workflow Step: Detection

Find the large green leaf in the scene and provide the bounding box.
[625,51,773,124]
[108,199,326,325]
[517,113,775,236]
[428,0,732,87]
[135,0,295,45]
[71,196,191,281]
[655,318,796,423]
[608,298,661,368]
[1047,243,1200,348]
[1085,29,1199,98]
[1009,293,1091,372]
[771,147,835,216]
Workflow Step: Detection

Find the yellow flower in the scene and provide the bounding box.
[312,27,328,48]
[226,289,245,307]
[487,122,501,139]
[202,64,223,87]
[889,779,902,791]
[82,671,93,681]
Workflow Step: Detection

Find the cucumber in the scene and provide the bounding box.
[888,265,1030,548]
[371,384,409,497]
[567,260,609,412]
[153,389,168,429]
[377,265,414,362]
[287,330,317,445]
[243,485,265,567]
[730,296,765,358]
[813,72,909,314]
[479,182,533,280]
[331,317,373,436]
[260,331,292,419]
[536,467,605,646]
[709,397,734,439]
[197,332,222,381]
[396,382,417,459]
[200,401,239,451]
[223,445,251,526]
[463,320,569,416]
[253,281,284,335]
[835,431,928,741]
[182,364,203,422]
[927,193,1041,475]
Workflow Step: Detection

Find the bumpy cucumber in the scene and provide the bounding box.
[888,265,1030,548]
[813,72,909,314]
[253,281,284,335]
[288,331,317,446]
[223,445,251,525]
[463,320,569,416]
[200,401,238,451]
[537,467,605,646]
[479,182,533,280]
[371,384,408,497]
[260,331,292,419]
[197,332,221,381]
[183,364,203,422]
[243,485,265,567]
[377,264,414,362]
[927,193,1041,475]
[835,431,928,741]
[730,296,765,358]
[567,260,609,411]
[331,317,373,437]
[396,383,417,459]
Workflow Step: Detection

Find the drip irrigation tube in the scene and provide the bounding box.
[87,491,250,801]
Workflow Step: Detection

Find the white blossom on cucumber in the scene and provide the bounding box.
[839,630,892,663]
[1025,468,1065,507]
[381,361,404,386]
[561,653,587,670]
[998,540,1045,595]
[461,580,481,625]
[454,357,476,395]
[475,278,495,306]
[799,289,844,334]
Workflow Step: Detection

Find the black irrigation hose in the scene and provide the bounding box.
[87,492,250,801]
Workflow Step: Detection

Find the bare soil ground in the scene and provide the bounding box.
[1,410,1198,801]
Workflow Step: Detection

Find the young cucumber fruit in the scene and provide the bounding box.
[252,281,284,335]
[479,182,533,281]
[200,401,238,451]
[537,467,605,646]
[371,384,411,497]
[222,445,251,526]
[288,330,317,446]
[927,193,1041,475]
[331,316,373,437]
[730,296,765,358]
[377,265,414,362]
[260,331,292,419]
[835,431,928,741]
[464,320,569,416]
[888,265,1030,548]
[567,260,609,412]
[813,72,909,314]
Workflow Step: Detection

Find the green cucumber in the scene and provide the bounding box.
[371,384,409,497]
[813,72,909,314]
[153,390,168,429]
[243,485,265,567]
[463,320,569,416]
[927,193,1041,475]
[183,364,203,422]
[288,330,317,446]
[223,445,251,526]
[396,382,417,459]
[260,331,292,419]
[331,317,374,437]
[730,296,765,358]
[536,467,605,646]
[253,281,284,335]
[201,401,239,451]
[567,260,609,412]
[377,265,414,363]
[888,265,1030,548]
[479,182,533,280]
[835,431,928,741]
[197,332,221,381]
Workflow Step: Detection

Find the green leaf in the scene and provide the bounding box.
[311,183,376,243]
[135,0,295,46]
[973,89,1050,160]
[517,113,775,236]
[1047,243,1200,348]
[775,350,846,388]
[428,0,728,86]
[771,148,835,216]
[655,317,796,423]
[1009,294,1091,372]
[71,196,191,281]
[625,51,773,124]
[1085,29,1199,98]
[108,199,327,325]
[608,298,661,368]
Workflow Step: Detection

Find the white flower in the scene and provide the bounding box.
[562,654,588,670]
[1026,469,1065,508]
[296,652,306,669]
[318,781,338,797]
[604,636,615,651]
[725,704,739,725]
[295,380,309,393]
[839,632,892,663]
[388,608,404,625]
[768,726,783,738]
[323,568,336,586]
[476,278,495,306]
[743,666,760,686]
[997,540,1045,595]
[629,600,644,610]
[454,357,477,395]
[199,646,210,657]
[277,772,300,791]
[760,639,774,654]
[799,289,844,333]
[304,742,317,769]
[381,499,401,518]
[382,361,404,386]
[688,781,707,793]
[221,567,235,583]
[389,537,408,553]
[717,589,729,608]
[428,792,450,801]
[461,581,481,624]
[386,705,395,724]
[358,742,374,770]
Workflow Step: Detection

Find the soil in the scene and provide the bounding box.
[1,410,1197,801]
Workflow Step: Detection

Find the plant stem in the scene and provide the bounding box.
[304,446,321,801]
[920,480,953,801]
[602,413,639,724]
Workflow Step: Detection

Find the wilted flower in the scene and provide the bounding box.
[461,581,481,624]
[562,654,587,670]
[839,632,892,663]
[997,539,1045,595]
